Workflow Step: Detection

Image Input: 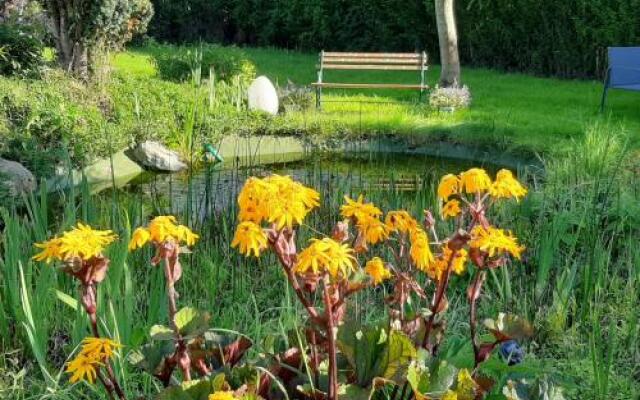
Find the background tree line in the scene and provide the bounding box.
[149,0,640,79]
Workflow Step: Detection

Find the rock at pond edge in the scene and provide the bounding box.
[247,76,279,116]
[129,141,188,172]
[0,158,36,197]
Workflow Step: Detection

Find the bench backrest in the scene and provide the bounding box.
[608,47,640,87]
[320,51,428,71]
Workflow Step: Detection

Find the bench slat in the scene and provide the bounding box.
[323,57,426,65]
[322,64,424,71]
[311,82,428,90]
[323,52,421,58]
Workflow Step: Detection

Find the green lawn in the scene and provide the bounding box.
[114,46,640,155]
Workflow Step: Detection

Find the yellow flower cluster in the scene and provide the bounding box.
[437,168,527,201]
[129,216,199,250]
[341,195,388,245]
[429,247,469,280]
[208,391,237,400]
[489,169,528,201]
[470,226,524,259]
[238,175,320,230]
[33,223,117,263]
[294,238,355,279]
[409,229,435,273]
[441,199,461,219]
[66,337,121,384]
[365,257,393,285]
[231,221,268,257]
[385,210,419,234]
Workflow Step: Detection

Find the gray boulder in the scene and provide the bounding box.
[0,158,36,197]
[129,141,187,172]
[247,76,279,115]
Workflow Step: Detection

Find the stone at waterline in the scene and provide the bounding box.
[47,150,144,194]
[129,141,187,172]
[0,158,36,197]
[247,76,279,115]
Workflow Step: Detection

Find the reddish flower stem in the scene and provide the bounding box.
[82,284,126,399]
[322,283,338,400]
[468,269,487,370]
[421,250,456,350]
[162,254,191,383]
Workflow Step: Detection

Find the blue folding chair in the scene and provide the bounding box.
[601,47,640,112]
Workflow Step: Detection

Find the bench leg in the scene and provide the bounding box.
[600,69,610,113]
[316,86,322,110]
[600,86,609,113]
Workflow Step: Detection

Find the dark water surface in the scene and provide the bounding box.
[118,152,508,221]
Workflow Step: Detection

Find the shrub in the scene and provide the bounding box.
[277,79,314,113]
[429,85,472,109]
[152,44,255,84]
[0,24,44,77]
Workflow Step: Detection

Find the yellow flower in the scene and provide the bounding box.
[33,223,116,263]
[470,226,524,259]
[340,195,382,221]
[438,174,461,200]
[294,238,355,279]
[459,168,492,194]
[455,368,477,400]
[128,227,150,250]
[231,221,268,257]
[357,214,389,245]
[208,391,236,400]
[80,337,122,361]
[409,229,435,272]
[442,391,458,400]
[432,247,468,280]
[237,177,271,224]
[441,199,462,219]
[489,169,528,201]
[66,354,100,384]
[237,175,320,230]
[130,216,199,250]
[385,210,419,234]
[365,257,392,285]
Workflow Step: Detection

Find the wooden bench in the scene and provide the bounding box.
[311,51,429,108]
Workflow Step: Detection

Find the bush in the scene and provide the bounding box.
[429,85,472,109]
[0,24,45,77]
[277,79,314,113]
[151,44,255,84]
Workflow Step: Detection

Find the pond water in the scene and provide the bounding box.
[119,151,510,220]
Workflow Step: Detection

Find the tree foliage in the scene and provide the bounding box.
[150,0,640,78]
[38,0,154,77]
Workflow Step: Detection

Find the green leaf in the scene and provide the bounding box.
[379,330,416,383]
[129,341,175,375]
[338,383,372,400]
[150,324,175,341]
[427,360,458,394]
[407,362,430,400]
[156,378,214,400]
[174,307,211,337]
[483,313,533,341]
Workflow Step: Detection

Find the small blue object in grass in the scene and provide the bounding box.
[500,340,524,365]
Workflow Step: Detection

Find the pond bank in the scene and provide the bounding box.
[50,134,543,194]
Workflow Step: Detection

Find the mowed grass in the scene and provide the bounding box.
[113,46,640,155]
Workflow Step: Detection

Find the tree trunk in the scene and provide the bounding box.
[435,0,461,87]
[44,1,89,79]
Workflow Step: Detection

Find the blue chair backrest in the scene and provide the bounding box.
[608,47,640,87]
